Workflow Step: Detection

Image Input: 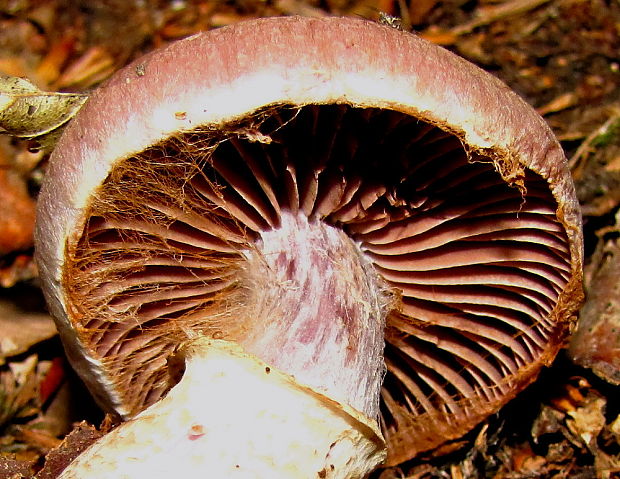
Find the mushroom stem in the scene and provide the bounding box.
[57,339,387,479]
[240,211,391,418]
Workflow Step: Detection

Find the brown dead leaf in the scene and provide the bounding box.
[0,356,39,430]
[610,415,620,443]
[0,299,56,365]
[54,47,115,91]
[564,393,606,450]
[511,445,547,476]
[0,169,35,256]
[570,107,620,173]
[11,427,60,453]
[536,92,579,116]
[0,137,35,257]
[569,232,620,385]
[450,0,554,36]
[0,256,38,289]
[408,0,439,25]
[532,403,565,441]
[572,107,620,217]
[35,38,76,87]
[0,75,87,151]
[418,26,459,46]
[38,382,72,439]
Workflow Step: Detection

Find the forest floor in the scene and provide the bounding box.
[0,0,619,477]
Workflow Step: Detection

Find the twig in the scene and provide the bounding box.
[450,0,554,36]
[569,107,620,174]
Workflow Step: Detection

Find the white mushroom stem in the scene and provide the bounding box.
[58,339,387,479]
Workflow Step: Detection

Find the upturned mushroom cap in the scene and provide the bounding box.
[35,16,583,465]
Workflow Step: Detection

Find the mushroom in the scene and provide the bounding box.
[35,16,583,478]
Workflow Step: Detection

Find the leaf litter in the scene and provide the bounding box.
[0,0,619,478]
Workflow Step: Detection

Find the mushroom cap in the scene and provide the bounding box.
[35,16,583,465]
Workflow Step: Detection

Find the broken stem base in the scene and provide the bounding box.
[58,339,386,479]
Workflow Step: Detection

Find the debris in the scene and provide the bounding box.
[0,75,87,152]
[36,423,103,479]
[450,0,553,36]
[569,221,620,385]
[0,299,56,365]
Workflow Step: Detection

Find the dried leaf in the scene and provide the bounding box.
[0,356,39,429]
[54,48,115,90]
[610,414,620,440]
[11,427,60,453]
[570,107,620,172]
[450,0,553,36]
[0,256,38,289]
[564,394,606,450]
[0,299,56,365]
[0,75,87,149]
[536,92,579,116]
[408,0,439,25]
[569,234,620,385]
[531,404,565,441]
[0,169,35,256]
